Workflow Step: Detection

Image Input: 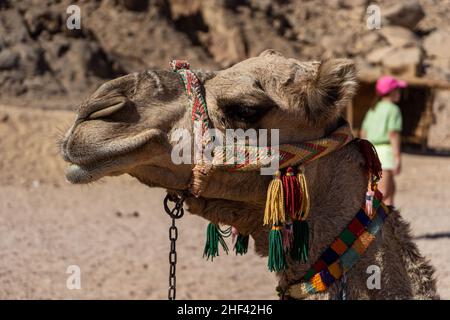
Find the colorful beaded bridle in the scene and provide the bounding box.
[167,60,388,300]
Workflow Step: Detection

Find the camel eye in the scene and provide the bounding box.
[88,101,126,120]
[230,105,259,121]
[220,102,262,123]
[218,96,274,123]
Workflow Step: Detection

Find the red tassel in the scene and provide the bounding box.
[358,139,382,182]
[374,187,383,202]
[282,167,301,220]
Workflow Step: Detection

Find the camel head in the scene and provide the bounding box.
[61,50,357,239]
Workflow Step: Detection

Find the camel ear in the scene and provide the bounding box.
[302,59,357,124]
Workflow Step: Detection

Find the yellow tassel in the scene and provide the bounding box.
[264,171,285,226]
[297,167,310,220]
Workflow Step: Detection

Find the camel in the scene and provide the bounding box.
[60,50,437,299]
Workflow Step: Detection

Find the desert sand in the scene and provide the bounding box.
[0,104,449,299]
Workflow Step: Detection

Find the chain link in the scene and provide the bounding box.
[164,193,185,300]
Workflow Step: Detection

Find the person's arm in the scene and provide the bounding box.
[389,131,401,175]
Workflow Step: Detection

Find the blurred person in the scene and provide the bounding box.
[360,76,407,206]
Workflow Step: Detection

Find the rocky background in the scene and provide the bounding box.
[1,0,449,105]
[4,0,450,148]
[1,1,450,300]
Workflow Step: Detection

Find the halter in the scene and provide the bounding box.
[169,60,355,195]
[166,60,387,300]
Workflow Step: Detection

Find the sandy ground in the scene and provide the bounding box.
[0,104,449,299]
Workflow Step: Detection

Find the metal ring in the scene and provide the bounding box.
[164,193,185,219]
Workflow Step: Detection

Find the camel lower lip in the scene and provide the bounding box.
[65,164,99,184]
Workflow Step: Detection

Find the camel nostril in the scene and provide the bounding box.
[88,101,126,120]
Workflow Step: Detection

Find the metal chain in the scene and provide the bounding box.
[163,193,185,300]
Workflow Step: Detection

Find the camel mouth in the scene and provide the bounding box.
[65,164,95,184]
[64,152,131,184]
[62,129,167,184]
[65,163,112,184]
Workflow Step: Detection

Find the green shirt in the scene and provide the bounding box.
[362,100,402,145]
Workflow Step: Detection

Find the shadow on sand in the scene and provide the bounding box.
[403,145,450,158]
[414,232,450,240]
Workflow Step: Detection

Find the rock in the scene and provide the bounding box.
[31,180,40,188]
[366,46,394,64]
[355,57,382,78]
[23,8,62,37]
[423,28,450,59]
[0,9,31,44]
[426,57,450,71]
[0,0,447,112]
[198,1,247,66]
[424,63,450,82]
[354,32,382,55]
[381,46,422,77]
[338,0,367,8]
[383,0,425,30]
[321,34,351,57]
[22,74,64,96]
[428,90,450,150]
[0,113,9,122]
[119,0,149,11]
[0,49,20,70]
[379,26,419,48]
[14,43,48,75]
[248,0,272,12]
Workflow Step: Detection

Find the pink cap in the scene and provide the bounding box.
[376,76,407,96]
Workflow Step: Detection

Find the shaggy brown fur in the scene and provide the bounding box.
[60,50,437,299]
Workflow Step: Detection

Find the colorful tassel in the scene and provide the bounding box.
[290,167,310,262]
[268,224,287,272]
[297,168,310,219]
[203,223,230,261]
[231,226,249,255]
[234,234,249,255]
[264,171,286,226]
[264,171,287,272]
[359,139,385,210]
[291,220,309,262]
[282,167,301,220]
[358,139,382,182]
[299,220,309,263]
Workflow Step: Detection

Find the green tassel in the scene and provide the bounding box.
[291,220,309,262]
[203,223,229,261]
[268,225,287,272]
[234,234,249,255]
